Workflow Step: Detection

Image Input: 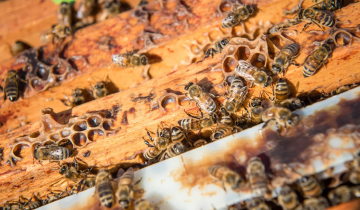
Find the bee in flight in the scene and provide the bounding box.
[271,43,300,75]
[222,4,254,28]
[3,70,27,102]
[303,41,333,77]
[204,38,229,59]
[112,51,148,68]
[235,60,273,88]
[295,8,334,32]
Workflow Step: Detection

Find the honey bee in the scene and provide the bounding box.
[345,151,360,185]
[210,126,242,141]
[116,167,142,209]
[296,8,334,32]
[21,195,42,210]
[100,0,121,21]
[321,84,355,99]
[159,142,188,161]
[235,60,273,88]
[269,78,290,105]
[222,4,254,28]
[4,70,26,102]
[269,19,302,34]
[328,185,352,206]
[57,2,73,26]
[77,0,97,20]
[262,106,299,133]
[112,51,148,68]
[297,175,322,198]
[277,185,299,210]
[302,197,329,210]
[51,24,72,45]
[3,200,22,210]
[279,98,303,111]
[135,199,154,210]
[303,41,333,77]
[208,165,243,191]
[247,157,271,196]
[33,144,72,163]
[11,41,32,56]
[159,122,189,144]
[271,43,300,75]
[246,198,270,210]
[204,38,229,59]
[219,108,234,126]
[246,93,263,125]
[183,82,218,116]
[142,128,171,162]
[63,88,85,107]
[221,76,248,115]
[88,77,108,99]
[193,139,207,148]
[178,110,217,131]
[312,0,342,11]
[96,169,114,208]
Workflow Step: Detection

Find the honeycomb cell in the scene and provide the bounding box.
[250,53,266,68]
[334,32,351,46]
[234,46,250,61]
[60,130,71,137]
[87,116,102,127]
[49,133,60,141]
[72,133,88,147]
[161,95,178,111]
[218,0,232,13]
[190,45,201,55]
[102,120,112,130]
[73,121,88,131]
[223,57,237,72]
[30,131,41,138]
[88,129,105,141]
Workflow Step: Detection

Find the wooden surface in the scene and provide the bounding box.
[0,0,360,205]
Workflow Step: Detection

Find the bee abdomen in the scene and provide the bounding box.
[171,128,185,142]
[283,43,299,56]
[98,182,114,207]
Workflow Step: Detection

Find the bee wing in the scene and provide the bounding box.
[117,168,125,180]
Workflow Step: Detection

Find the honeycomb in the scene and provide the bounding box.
[5,108,119,167]
[181,20,273,66]
[16,46,87,97]
[151,90,187,112]
[211,30,296,84]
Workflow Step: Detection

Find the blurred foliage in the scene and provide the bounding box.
[52,0,75,4]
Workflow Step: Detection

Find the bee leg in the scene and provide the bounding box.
[301,22,312,33]
[311,19,324,31]
[145,129,154,142]
[184,109,201,119]
[133,177,143,186]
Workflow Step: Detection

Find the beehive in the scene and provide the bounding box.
[1,0,360,209]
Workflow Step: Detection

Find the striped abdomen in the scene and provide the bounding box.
[211,127,233,141]
[303,55,322,77]
[97,179,114,208]
[171,127,186,142]
[235,61,256,82]
[275,78,290,104]
[249,173,269,196]
[194,93,217,114]
[282,43,299,58]
[228,86,248,106]
[178,118,201,130]
[300,177,322,198]
[119,168,134,185]
[220,114,234,126]
[208,165,227,179]
[143,147,161,160]
[5,71,19,102]
[222,12,239,28]
[315,11,334,27]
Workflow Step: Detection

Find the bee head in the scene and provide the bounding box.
[188,84,201,97]
[141,55,148,66]
[220,38,229,47]
[225,102,235,112]
[265,75,273,87]
[287,113,299,126]
[59,164,69,174]
[322,43,332,52]
[184,82,194,90]
[220,107,229,115]
[246,5,254,14]
[119,200,129,209]
[292,98,302,109]
[271,64,281,75]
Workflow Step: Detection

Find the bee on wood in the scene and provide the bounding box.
[303,197,329,210]
[277,185,300,210]
[204,38,229,59]
[142,128,171,162]
[246,157,271,197]
[182,82,218,116]
[279,97,303,111]
[33,144,72,163]
[210,126,242,141]
[328,185,352,206]
[262,106,299,133]
[51,24,72,45]
[296,8,334,32]
[221,76,248,115]
[116,167,142,209]
[297,175,323,198]
[159,142,188,161]
[235,60,273,88]
[312,0,342,11]
[159,122,190,145]
[271,43,300,75]
[100,0,121,21]
[268,78,290,105]
[208,165,243,191]
[135,199,154,210]
[63,88,85,107]
[246,93,264,125]
[246,198,271,210]
[303,41,333,77]
[178,109,217,131]
[219,108,234,126]
[3,200,22,210]
[112,51,148,68]
[57,2,73,26]
[269,19,302,34]
[96,169,114,208]
[4,70,26,102]
[21,195,42,210]
[11,41,32,56]
[222,4,254,28]
[88,77,109,99]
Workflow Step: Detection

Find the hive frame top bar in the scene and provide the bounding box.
[38,86,360,210]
